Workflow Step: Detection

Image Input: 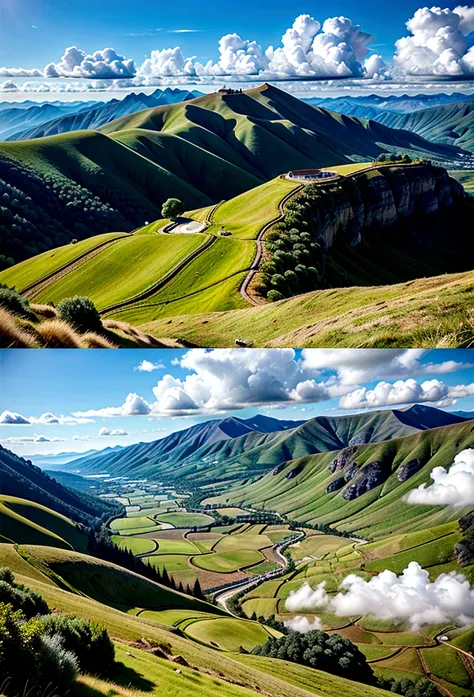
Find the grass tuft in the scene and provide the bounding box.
[36,319,83,348]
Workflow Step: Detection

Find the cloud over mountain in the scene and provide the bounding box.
[44,46,136,79]
[406,448,474,506]
[394,6,474,76]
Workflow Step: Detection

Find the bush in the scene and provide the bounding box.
[0,287,35,321]
[56,296,102,334]
[0,579,49,618]
[161,198,185,219]
[267,290,284,302]
[37,613,115,676]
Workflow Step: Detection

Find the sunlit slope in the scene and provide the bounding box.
[206,420,474,538]
[140,267,474,348]
[23,233,204,310]
[101,84,463,178]
[0,495,87,551]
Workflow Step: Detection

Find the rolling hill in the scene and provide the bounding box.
[0,83,468,268]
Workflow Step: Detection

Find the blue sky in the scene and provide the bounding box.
[1,348,474,457]
[1,0,429,67]
[2,0,473,81]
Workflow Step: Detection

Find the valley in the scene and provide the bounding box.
[1,403,473,697]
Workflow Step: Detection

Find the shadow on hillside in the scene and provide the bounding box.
[72,661,156,695]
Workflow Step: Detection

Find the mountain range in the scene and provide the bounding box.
[57,405,467,484]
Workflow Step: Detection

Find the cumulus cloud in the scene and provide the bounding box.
[1,434,65,444]
[301,349,471,386]
[394,6,474,76]
[406,448,474,506]
[74,392,152,418]
[44,46,136,79]
[285,562,474,629]
[0,410,93,425]
[134,360,165,373]
[135,13,389,82]
[338,378,461,409]
[284,616,323,633]
[98,427,128,437]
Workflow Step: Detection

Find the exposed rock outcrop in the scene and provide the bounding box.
[326,476,346,493]
[329,446,357,473]
[286,463,304,479]
[397,458,424,482]
[342,458,392,500]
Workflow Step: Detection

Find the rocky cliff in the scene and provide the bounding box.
[307,164,467,250]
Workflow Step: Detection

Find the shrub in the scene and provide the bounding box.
[81,332,117,348]
[37,614,115,676]
[0,581,49,619]
[56,296,102,334]
[267,290,284,302]
[161,198,185,219]
[36,319,83,347]
[0,287,35,320]
[0,308,37,348]
[253,630,374,684]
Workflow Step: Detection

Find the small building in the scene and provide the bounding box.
[287,169,339,182]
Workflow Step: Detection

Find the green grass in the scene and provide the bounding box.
[140,267,474,348]
[146,554,194,573]
[211,177,299,239]
[0,233,127,291]
[111,536,157,555]
[191,549,264,573]
[110,516,158,532]
[152,538,200,555]
[155,512,215,527]
[0,495,87,552]
[29,233,203,310]
[183,616,280,652]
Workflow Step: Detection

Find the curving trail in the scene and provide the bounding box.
[21,235,125,300]
[239,183,304,306]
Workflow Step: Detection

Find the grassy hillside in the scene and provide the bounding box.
[0,445,121,526]
[0,495,88,550]
[140,266,474,348]
[205,419,474,539]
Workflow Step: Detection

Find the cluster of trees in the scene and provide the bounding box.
[374,153,413,164]
[88,526,205,600]
[378,677,442,697]
[0,568,115,696]
[456,510,474,566]
[0,153,131,265]
[253,629,374,683]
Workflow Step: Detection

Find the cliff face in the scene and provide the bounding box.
[309,164,467,250]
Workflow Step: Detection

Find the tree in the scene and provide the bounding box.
[161,198,185,220]
[57,296,102,333]
[267,290,284,302]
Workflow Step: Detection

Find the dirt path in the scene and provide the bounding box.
[22,235,125,300]
[239,183,304,306]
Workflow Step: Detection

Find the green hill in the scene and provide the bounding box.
[205,419,474,539]
[0,495,88,550]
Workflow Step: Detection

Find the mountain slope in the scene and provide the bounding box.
[206,418,474,539]
[62,406,466,485]
[0,445,121,525]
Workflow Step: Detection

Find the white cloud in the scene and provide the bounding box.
[98,427,128,437]
[0,67,42,77]
[44,46,136,79]
[73,392,152,418]
[135,13,389,82]
[284,616,323,633]
[406,448,474,507]
[301,349,471,386]
[285,562,474,629]
[134,360,165,373]
[1,434,65,444]
[394,6,474,76]
[339,378,456,410]
[0,411,30,425]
